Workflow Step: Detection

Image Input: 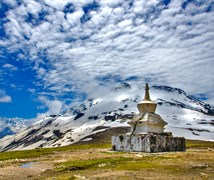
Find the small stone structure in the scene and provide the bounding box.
[112,83,185,152]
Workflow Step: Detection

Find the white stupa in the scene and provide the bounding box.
[128,83,167,134]
[112,83,186,153]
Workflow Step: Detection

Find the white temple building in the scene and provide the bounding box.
[112,83,186,153]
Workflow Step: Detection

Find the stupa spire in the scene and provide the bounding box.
[144,83,151,101]
[137,83,157,113]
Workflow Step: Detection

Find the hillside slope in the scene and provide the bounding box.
[0,84,213,151]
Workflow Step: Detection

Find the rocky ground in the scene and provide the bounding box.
[0,140,213,180]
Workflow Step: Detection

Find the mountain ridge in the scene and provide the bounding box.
[0,84,213,151]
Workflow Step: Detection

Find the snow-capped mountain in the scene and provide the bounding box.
[0,118,32,139]
[0,84,213,151]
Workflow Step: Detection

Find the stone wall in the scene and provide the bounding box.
[112,133,186,153]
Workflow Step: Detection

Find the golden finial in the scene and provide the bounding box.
[144,83,151,101]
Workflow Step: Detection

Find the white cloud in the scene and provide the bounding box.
[0,90,12,103]
[1,0,214,107]
[2,63,18,71]
[99,0,123,7]
[2,0,17,7]
[37,96,63,119]
[43,0,69,10]
[24,0,42,15]
[66,9,84,26]
[118,19,132,28]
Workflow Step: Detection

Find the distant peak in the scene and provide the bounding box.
[115,82,131,91]
[152,85,186,95]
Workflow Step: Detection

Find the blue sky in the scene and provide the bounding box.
[0,0,214,120]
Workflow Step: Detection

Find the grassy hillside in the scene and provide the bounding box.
[0,143,110,161]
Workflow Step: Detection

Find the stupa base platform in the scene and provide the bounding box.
[112,133,186,153]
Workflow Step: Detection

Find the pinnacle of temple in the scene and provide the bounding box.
[137,83,157,113]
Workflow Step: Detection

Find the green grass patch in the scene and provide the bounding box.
[186,139,214,149]
[0,139,213,161]
[54,155,189,176]
[114,155,174,170]
[55,155,174,173]
[0,143,111,161]
[113,157,193,175]
[115,159,155,170]
[55,157,130,171]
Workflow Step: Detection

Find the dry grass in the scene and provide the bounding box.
[39,140,214,180]
[0,140,213,180]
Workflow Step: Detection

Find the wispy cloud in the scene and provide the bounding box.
[31,96,63,120]
[0,90,12,103]
[1,0,214,108]
[2,63,18,71]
